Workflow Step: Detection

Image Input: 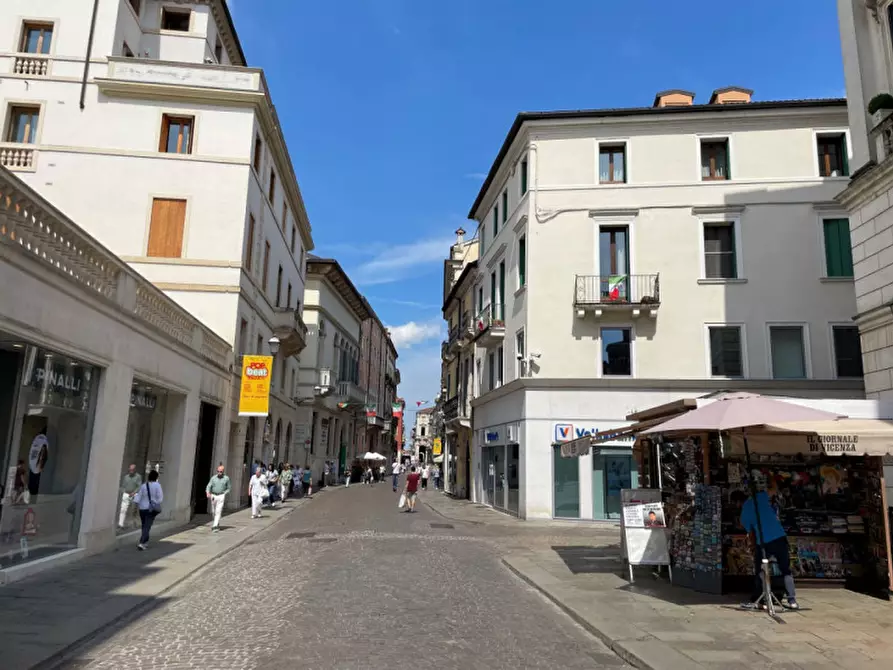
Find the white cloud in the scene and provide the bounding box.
[351,236,453,286]
[387,318,443,349]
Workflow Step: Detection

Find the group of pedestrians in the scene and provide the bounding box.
[247,461,314,519]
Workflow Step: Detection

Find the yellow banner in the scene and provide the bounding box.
[238,355,273,416]
[433,437,442,456]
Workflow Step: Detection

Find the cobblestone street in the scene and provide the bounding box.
[64,487,629,669]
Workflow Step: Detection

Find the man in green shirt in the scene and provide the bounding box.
[118,464,142,529]
[205,464,231,532]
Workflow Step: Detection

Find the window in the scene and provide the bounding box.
[817,134,848,177]
[420,426,426,437]
[299,248,305,273]
[6,106,40,144]
[701,139,730,180]
[276,265,283,306]
[769,326,807,379]
[502,190,508,224]
[477,286,484,315]
[498,260,505,319]
[21,22,53,54]
[492,206,499,238]
[488,352,495,391]
[287,282,292,309]
[599,144,626,184]
[518,235,526,288]
[476,359,482,396]
[123,42,135,58]
[245,214,256,271]
[159,115,194,154]
[601,327,631,376]
[161,8,191,32]
[496,346,504,387]
[128,0,142,16]
[256,334,263,354]
[239,318,248,356]
[281,203,288,232]
[703,221,737,279]
[516,330,525,378]
[708,326,743,377]
[147,198,186,257]
[253,134,263,172]
[832,326,863,378]
[480,224,486,255]
[214,39,223,64]
[269,170,276,203]
[823,218,854,278]
[290,225,297,254]
[520,157,528,195]
[262,240,271,291]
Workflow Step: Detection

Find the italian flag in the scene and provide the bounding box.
[607,275,626,301]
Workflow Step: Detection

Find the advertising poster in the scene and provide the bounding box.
[238,355,273,417]
[433,437,442,456]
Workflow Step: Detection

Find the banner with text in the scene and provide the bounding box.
[238,355,273,417]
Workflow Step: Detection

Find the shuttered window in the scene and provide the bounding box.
[147,198,186,257]
[823,218,853,277]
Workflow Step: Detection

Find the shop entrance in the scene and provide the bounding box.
[191,402,219,516]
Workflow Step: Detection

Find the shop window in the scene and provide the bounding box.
[817,133,848,177]
[599,144,626,184]
[159,114,194,155]
[147,198,186,258]
[702,221,738,279]
[161,8,191,32]
[769,325,807,379]
[708,326,743,377]
[601,327,631,376]
[832,325,863,379]
[21,22,53,54]
[701,138,730,180]
[823,218,854,278]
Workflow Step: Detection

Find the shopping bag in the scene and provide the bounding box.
[398,493,406,509]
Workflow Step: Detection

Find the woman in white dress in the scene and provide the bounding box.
[248,466,268,519]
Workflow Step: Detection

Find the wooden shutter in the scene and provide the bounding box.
[147,198,186,257]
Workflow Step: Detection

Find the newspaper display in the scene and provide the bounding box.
[620,489,671,581]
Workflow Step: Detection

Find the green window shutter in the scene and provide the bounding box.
[519,236,526,287]
[823,221,840,276]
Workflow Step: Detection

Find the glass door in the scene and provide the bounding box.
[493,446,506,511]
[480,447,493,506]
[599,226,629,302]
[604,456,632,519]
[553,446,580,518]
[507,444,519,516]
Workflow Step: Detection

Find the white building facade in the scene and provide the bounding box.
[0,0,314,506]
[469,89,865,520]
[836,0,893,401]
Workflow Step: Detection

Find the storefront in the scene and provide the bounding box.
[115,381,170,534]
[478,424,520,516]
[0,340,100,568]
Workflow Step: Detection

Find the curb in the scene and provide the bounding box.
[33,501,306,670]
[422,496,484,526]
[501,557,654,670]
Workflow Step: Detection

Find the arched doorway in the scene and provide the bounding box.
[285,423,293,463]
[273,419,282,465]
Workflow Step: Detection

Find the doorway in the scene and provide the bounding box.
[191,402,219,516]
[599,226,629,301]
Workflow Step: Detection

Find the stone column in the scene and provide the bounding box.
[161,389,201,525]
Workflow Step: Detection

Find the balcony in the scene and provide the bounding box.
[12,54,49,76]
[574,274,660,318]
[441,339,456,362]
[314,367,333,395]
[443,395,472,430]
[447,323,461,353]
[458,314,474,348]
[473,304,505,347]
[0,144,36,171]
[271,307,308,358]
[337,380,365,406]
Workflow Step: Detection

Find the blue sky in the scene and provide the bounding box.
[228,0,845,425]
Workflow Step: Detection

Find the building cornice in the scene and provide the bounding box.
[836,158,893,211]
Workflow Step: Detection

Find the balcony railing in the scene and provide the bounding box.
[337,380,364,404]
[574,274,660,307]
[443,395,459,421]
[473,304,505,337]
[0,144,35,171]
[13,54,49,76]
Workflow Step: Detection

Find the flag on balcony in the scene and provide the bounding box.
[365,404,377,417]
[392,402,403,417]
[607,275,627,302]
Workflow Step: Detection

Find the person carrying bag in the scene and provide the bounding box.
[132,470,163,551]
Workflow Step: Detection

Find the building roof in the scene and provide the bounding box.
[651,89,696,106]
[467,97,847,219]
[442,260,479,313]
[215,0,248,67]
[306,257,371,322]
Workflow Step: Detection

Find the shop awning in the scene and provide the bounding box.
[729,419,893,457]
[432,454,444,463]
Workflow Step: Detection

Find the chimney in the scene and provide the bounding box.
[653,89,695,108]
[454,227,466,246]
[709,86,753,105]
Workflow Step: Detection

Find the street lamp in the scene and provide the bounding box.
[268,336,281,356]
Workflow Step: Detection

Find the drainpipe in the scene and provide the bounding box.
[80,0,101,110]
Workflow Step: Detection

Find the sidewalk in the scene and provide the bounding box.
[0,496,308,670]
[505,547,893,669]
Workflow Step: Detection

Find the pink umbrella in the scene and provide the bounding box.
[642,392,844,434]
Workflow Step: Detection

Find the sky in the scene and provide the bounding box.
[227,0,846,428]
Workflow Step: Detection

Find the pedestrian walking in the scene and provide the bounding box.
[280,463,293,502]
[248,466,267,518]
[403,466,421,513]
[302,465,313,497]
[421,464,430,491]
[433,465,442,491]
[295,466,304,497]
[266,464,280,507]
[323,461,331,489]
[118,463,142,529]
[132,470,163,550]
[205,463,231,532]
[391,458,401,492]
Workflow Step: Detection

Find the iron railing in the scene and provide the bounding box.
[574,274,660,306]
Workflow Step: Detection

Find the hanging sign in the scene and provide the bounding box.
[238,355,273,417]
[432,437,442,456]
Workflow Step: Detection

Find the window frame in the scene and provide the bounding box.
[245,214,256,272]
[813,129,851,179]
[268,169,277,204]
[599,325,634,378]
[487,352,496,391]
[697,213,743,281]
[160,7,192,32]
[597,140,628,184]
[698,136,732,181]
[515,329,525,379]
[501,190,508,224]
[158,114,195,155]
[290,225,297,255]
[520,156,528,196]
[262,240,271,292]
[19,21,54,55]
[518,234,527,289]
[492,204,499,238]
[5,103,42,145]
[275,264,283,307]
[829,323,863,379]
[704,323,748,378]
[818,214,854,279]
[766,322,811,380]
[281,202,288,232]
[253,134,263,173]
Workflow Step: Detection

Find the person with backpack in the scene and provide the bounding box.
[132,470,163,550]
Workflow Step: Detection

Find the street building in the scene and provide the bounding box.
[466,88,864,520]
[0,0,314,506]
[836,0,893,401]
[411,407,434,465]
[0,167,231,581]
[359,313,400,459]
[298,257,369,481]
[440,228,480,498]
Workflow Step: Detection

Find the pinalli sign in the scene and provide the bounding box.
[238,355,273,417]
